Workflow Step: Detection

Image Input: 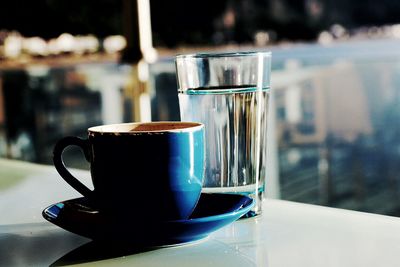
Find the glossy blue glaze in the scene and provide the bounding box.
[42,193,255,247]
[165,129,205,219]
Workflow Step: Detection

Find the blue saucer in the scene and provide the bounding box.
[42,193,254,247]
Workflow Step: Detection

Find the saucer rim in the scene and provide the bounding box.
[42,193,255,224]
[42,193,255,245]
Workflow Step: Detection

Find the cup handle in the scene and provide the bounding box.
[53,136,93,197]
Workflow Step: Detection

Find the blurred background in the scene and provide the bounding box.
[2,0,400,216]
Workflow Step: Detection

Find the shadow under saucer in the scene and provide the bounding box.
[0,223,88,267]
[50,240,158,266]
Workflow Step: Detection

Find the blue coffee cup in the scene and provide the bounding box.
[53,122,205,221]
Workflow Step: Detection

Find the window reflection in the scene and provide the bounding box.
[2,40,400,217]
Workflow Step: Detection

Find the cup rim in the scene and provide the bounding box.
[175,50,271,59]
[88,121,204,135]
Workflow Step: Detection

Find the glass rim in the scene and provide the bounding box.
[175,50,271,59]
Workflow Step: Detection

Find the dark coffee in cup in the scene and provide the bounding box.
[53,122,205,221]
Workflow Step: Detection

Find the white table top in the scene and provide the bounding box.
[1,159,400,266]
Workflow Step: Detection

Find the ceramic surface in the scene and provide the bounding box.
[53,122,205,221]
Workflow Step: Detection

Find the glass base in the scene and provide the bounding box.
[202,185,264,218]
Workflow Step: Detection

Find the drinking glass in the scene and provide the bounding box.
[175,51,271,216]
